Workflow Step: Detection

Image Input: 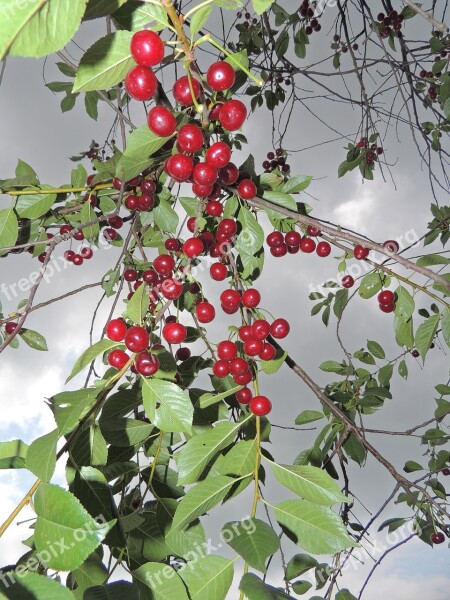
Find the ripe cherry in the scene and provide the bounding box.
[106,319,127,342]
[205,200,223,217]
[218,219,237,236]
[73,229,84,241]
[60,224,73,235]
[5,322,18,335]
[205,141,232,168]
[300,237,316,253]
[196,301,216,323]
[142,268,157,284]
[193,162,218,186]
[442,467,450,476]
[176,347,191,361]
[125,326,149,353]
[108,349,129,370]
[237,179,257,200]
[249,395,272,416]
[125,195,139,211]
[135,352,160,376]
[64,250,75,262]
[341,275,355,288]
[161,277,183,300]
[259,342,276,361]
[307,225,321,236]
[234,371,253,385]
[219,162,239,185]
[173,75,201,105]
[382,239,400,254]
[430,532,445,544]
[124,268,138,282]
[244,338,264,357]
[316,241,331,257]
[271,318,290,339]
[187,217,197,233]
[239,325,253,341]
[285,231,301,246]
[230,357,249,376]
[193,182,214,198]
[153,254,175,275]
[266,231,284,248]
[354,245,369,260]
[141,180,156,194]
[210,262,228,281]
[72,254,84,266]
[378,290,395,305]
[183,237,204,258]
[242,288,261,308]
[236,387,252,404]
[163,322,187,344]
[251,320,270,340]
[108,216,124,229]
[130,30,164,67]
[220,289,241,309]
[213,360,231,378]
[165,238,181,252]
[379,302,395,313]
[147,105,177,137]
[270,244,288,257]
[103,228,118,242]
[125,66,157,101]
[206,61,236,91]
[217,340,238,361]
[177,124,204,153]
[219,99,247,131]
[165,154,194,182]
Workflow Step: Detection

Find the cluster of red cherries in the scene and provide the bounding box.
[298,1,321,36]
[376,9,405,38]
[265,225,331,258]
[356,137,384,167]
[332,34,358,53]
[261,148,290,174]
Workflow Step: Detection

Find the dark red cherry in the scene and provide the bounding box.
[124,268,138,282]
[106,319,127,342]
[218,219,237,236]
[108,216,123,229]
[259,342,276,361]
[135,352,160,376]
[217,340,237,361]
[430,532,445,544]
[205,200,223,217]
[176,347,191,361]
[206,61,236,91]
[241,288,261,308]
[220,289,241,309]
[5,322,18,335]
[165,238,181,252]
[230,357,250,376]
[72,254,84,266]
[341,275,354,288]
[196,301,215,323]
[64,250,75,262]
[173,75,201,105]
[183,237,204,258]
[316,241,331,257]
[234,371,253,385]
[153,254,175,274]
[125,195,139,211]
[177,124,204,153]
[160,277,183,300]
[270,244,288,257]
[165,154,194,182]
[237,179,257,200]
[285,231,301,246]
[125,66,158,101]
[108,349,130,369]
[218,162,239,185]
[238,325,253,341]
[382,239,400,254]
[307,225,321,236]
[193,162,218,186]
[140,179,156,194]
[353,245,369,260]
[251,319,270,340]
[379,302,395,313]
[130,30,164,67]
[124,326,149,353]
[243,338,264,357]
[300,238,316,253]
[147,105,177,137]
[236,387,252,404]
[378,290,395,305]
[210,262,228,281]
[142,268,157,284]
[266,231,284,247]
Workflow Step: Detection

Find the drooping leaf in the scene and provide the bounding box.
[0,440,28,469]
[415,314,440,360]
[133,562,190,599]
[239,573,295,599]
[19,329,48,351]
[142,378,194,433]
[0,207,18,255]
[66,339,123,383]
[223,518,280,572]
[178,555,234,600]
[15,185,57,219]
[26,428,58,482]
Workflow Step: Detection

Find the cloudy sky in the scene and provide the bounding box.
[0,3,449,598]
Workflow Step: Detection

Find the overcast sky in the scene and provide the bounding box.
[0,4,449,598]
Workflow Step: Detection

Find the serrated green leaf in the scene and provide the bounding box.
[133,562,189,599]
[154,199,179,233]
[239,573,294,599]
[84,0,128,20]
[367,340,385,359]
[5,572,74,599]
[295,410,325,425]
[262,190,297,212]
[358,273,384,299]
[52,389,99,436]
[113,1,169,32]
[415,313,440,360]
[404,460,423,473]
[0,206,18,255]
[442,308,450,349]
[123,281,149,324]
[66,339,122,383]
[285,553,318,580]
[223,518,279,573]
[15,186,57,219]
[398,359,408,379]
[190,5,212,38]
[178,555,234,600]
[116,125,173,181]
[142,378,193,433]
[0,440,28,469]
[80,198,100,240]
[26,428,58,482]
[394,286,415,321]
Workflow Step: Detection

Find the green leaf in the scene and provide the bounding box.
[154,199,179,233]
[170,475,243,533]
[190,5,212,38]
[177,420,245,484]
[116,124,173,181]
[319,361,344,374]
[367,340,385,359]
[179,196,200,217]
[223,518,280,572]
[71,164,88,187]
[285,554,318,580]
[74,31,134,92]
[416,253,450,267]
[15,186,57,219]
[101,418,152,447]
[198,385,243,409]
[282,176,312,194]
[394,286,415,321]
[415,313,440,360]
[404,460,423,473]
[398,359,408,379]
[0,439,28,469]
[84,583,140,600]
[18,328,48,351]
[80,195,100,240]
[113,1,169,32]
[142,378,194,433]
[274,500,356,554]
[262,190,297,212]
[133,563,189,600]
[0,0,87,60]
[178,555,234,600]
[123,282,149,324]
[34,483,114,571]
[239,573,294,599]
[261,349,287,374]
[0,206,18,254]
[358,273,384,299]
[269,462,349,505]
[441,308,450,349]
[84,0,128,20]
[6,572,74,599]
[394,315,414,348]
[15,159,39,184]
[336,590,357,600]
[213,439,257,477]
[295,410,325,425]
[52,388,99,436]
[236,205,264,255]
[66,339,122,383]
[26,428,58,482]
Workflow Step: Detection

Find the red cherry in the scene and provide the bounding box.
[379,302,395,313]
[316,241,331,257]
[210,262,228,281]
[285,231,301,246]
[259,342,276,361]
[173,75,201,105]
[131,30,164,67]
[60,224,73,235]
[177,124,204,153]
[153,254,175,274]
[187,217,197,233]
[378,290,395,305]
[217,340,238,361]
[354,245,369,260]
[206,61,236,91]
[300,237,316,253]
[219,99,247,131]
[163,322,187,344]
[141,180,156,194]
[382,239,400,254]
[241,288,261,309]
[125,66,158,101]
[72,254,84,266]
[124,326,149,353]
[165,315,177,324]
[230,357,249,376]
[205,200,223,217]
[176,347,191,361]
[234,371,253,385]
[125,195,139,211]
[244,338,264,357]
[64,250,75,262]
[218,219,237,236]
[287,245,299,255]
[307,225,321,236]
[86,174,95,186]
[165,154,194,182]
[266,231,284,247]
[106,319,127,342]
[192,182,214,198]
[199,232,214,250]
[165,238,181,252]
[218,162,239,185]
[161,277,183,300]
[142,269,157,284]
[236,387,252,404]
[73,229,84,241]
[108,349,129,370]
[5,322,18,335]
[239,325,253,341]
[208,103,222,120]
[270,244,288,257]
[103,228,118,242]
[124,268,138,282]
[193,162,218,186]
[220,289,241,309]
[108,216,123,229]
[196,301,216,323]
[430,532,445,544]
[135,352,160,376]
[249,395,272,416]
[205,141,232,168]
[183,237,204,258]
[251,320,270,340]
[213,360,231,378]
[341,275,355,288]
[237,179,257,200]
[271,318,290,339]
[147,106,177,137]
